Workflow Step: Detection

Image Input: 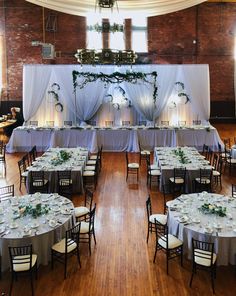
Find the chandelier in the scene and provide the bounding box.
[75,49,137,65]
[96,0,117,9]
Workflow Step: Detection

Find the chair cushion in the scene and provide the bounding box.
[227,158,236,164]
[13,254,37,272]
[75,206,90,218]
[59,179,72,186]
[85,165,96,171]
[194,249,217,267]
[79,221,92,234]
[150,164,159,170]
[87,160,96,165]
[213,170,220,176]
[169,177,184,184]
[90,155,98,160]
[51,238,77,254]
[32,179,48,186]
[141,150,150,155]
[149,214,167,225]
[21,171,28,177]
[83,170,95,177]
[195,177,211,184]
[128,163,139,169]
[158,234,183,249]
[148,169,161,176]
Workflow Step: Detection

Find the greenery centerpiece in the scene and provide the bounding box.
[173,148,190,164]
[51,150,71,166]
[16,203,50,219]
[200,203,226,217]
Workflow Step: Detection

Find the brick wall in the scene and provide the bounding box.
[0,1,236,118]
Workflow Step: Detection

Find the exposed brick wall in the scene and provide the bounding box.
[0,1,236,117]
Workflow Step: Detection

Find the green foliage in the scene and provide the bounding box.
[173,148,190,164]
[51,150,71,166]
[200,203,226,217]
[18,203,50,219]
[72,70,158,104]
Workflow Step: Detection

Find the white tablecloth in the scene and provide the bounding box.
[167,193,236,266]
[6,125,223,153]
[155,147,212,192]
[27,148,88,194]
[0,193,74,272]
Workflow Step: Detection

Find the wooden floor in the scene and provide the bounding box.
[1,123,236,296]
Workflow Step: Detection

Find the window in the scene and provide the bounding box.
[86,14,147,52]
[131,17,147,53]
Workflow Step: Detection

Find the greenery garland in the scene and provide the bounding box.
[72,70,158,104]
[175,81,190,104]
[200,203,226,217]
[16,203,50,219]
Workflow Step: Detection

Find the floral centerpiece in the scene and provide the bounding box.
[51,150,71,166]
[15,203,50,219]
[173,148,190,164]
[200,203,226,217]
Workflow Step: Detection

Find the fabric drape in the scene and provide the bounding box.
[26,0,207,17]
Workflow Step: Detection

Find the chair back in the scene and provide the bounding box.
[58,170,71,183]
[9,244,33,271]
[193,120,201,125]
[29,171,48,194]
[146,195,152,219]
[18,157,27,175]
[139,120,147,126]
[105,120,113,127]
[173,167,186,181]
[64,121,72,126]
[122,120,130,126]
[0,185,14,201]
[84,189,94,210]
[88,204,96,231]
[46,121,54,127]
[162,184,172,214]
[87,120,96,126]
[29,145,37,164]
[154,219,168,248]
[161,120,169,126]
[29,121,38,127]
[200,168,212,181]
[178,120,186,126]
[65,223,81,254]
[192,238,215,266]
[212,153,219,170]
[232,184,236,198]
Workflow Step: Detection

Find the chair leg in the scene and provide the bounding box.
[30,271,34,296]
[146,224,150,243]
[77,247,81,268]
[166,252,169,275]
[189,264,195,287]
[211,269,215,294]
[64,254,67,279]
[180,247,183,267]
[153,244,158,263]
[89,234,92,256]
[9,273,14,296]
[51,251,54,270]
[93,229,96,245]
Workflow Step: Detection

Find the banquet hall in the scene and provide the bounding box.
[1,0,236,295]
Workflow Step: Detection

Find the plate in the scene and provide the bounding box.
[10,223,18,229]
[52,207,60,212]
[61,209,71,215]
[49,220,57,227]
[192,218,200,224]
[0,219,5,224]
[0,226,5,234]
[62,199,71,205]
[31,222,39,229]
[178,216,188,223]
[204,228,213,234]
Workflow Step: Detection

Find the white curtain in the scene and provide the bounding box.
[155,65,178,119]
[23,64,210,127]
[26,0,207,18]
[23,65,52,122]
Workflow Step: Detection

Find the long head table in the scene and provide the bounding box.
[6,125,223,153]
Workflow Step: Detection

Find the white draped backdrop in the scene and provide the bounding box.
[23,64,210,127]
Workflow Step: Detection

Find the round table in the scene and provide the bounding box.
[167,192,236,265]
[0,193,75,272]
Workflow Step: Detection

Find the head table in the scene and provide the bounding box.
[6,124,222,153]
[167,192,236,266]
[0,193,75,272]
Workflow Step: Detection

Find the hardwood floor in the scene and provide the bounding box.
[1,124,236,295]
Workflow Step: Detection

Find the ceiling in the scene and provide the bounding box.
[26,0,209,18]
